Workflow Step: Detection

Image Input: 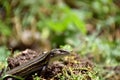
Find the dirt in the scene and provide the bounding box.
[7,49,41,69]
[6,49,120,80]
[7,49,94,80]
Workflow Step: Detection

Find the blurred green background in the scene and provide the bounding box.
[0,0,120,79]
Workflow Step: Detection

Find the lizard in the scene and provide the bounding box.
[2,49,70,80]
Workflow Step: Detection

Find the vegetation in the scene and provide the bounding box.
[0,0,120,80]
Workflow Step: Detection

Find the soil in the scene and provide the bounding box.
[6,49,120,80]
[7,49,41,69]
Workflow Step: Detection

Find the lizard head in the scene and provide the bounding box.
[50,49,70,57]
[49,49,70,63]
